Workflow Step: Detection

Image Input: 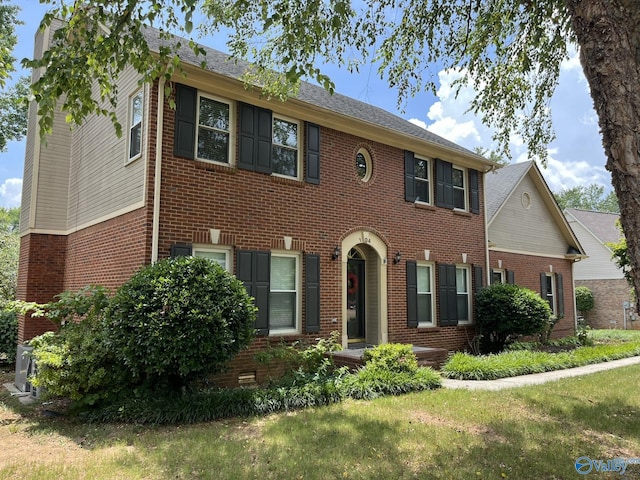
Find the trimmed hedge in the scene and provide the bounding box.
[441,342,640,380]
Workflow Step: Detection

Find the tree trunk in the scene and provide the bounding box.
[565,0,640,308]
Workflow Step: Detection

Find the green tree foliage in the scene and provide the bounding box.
[105,256,256,391]
[0,75,28,151]
[0,310,17,362]
[0,207,20,304]
[575,286,595,316]
[475,283,552,353]
[554,184,619,213]
[0,1,27,150]
[607,220,633,286]
[0,0,21,87]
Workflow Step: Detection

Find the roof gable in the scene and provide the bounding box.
[564,208,621,245]
[486,161,585,256]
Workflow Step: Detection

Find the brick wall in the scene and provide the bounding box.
[17,208,151,342]
[489,251,577,338]
[576,278,637,330]
[156,87,488,386]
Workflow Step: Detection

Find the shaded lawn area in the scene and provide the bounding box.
[1,364,640,479]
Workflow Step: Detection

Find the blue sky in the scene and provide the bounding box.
[0,1,611,208]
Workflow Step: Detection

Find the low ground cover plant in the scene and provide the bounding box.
[442,330,640,380]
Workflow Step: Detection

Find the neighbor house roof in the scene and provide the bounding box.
[143,27,495,170]
[564,208,621,245]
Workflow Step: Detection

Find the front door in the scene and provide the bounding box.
[347,248,366,343]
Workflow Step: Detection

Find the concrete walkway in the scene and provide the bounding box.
[441,355,640,391]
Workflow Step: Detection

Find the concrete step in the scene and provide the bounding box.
[331,345,450,370]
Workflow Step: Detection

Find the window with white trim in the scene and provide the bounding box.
[196,94,233,164]
[491,269,505,285]
[417,263,434,325]
[544,273,555,313]
[272,115,300,178]
[453,167,467,210]
[193,246,232,272]
[456,266,471,323]
[128,90,143,162]
[415,156,431,204]
[269,253,300,333]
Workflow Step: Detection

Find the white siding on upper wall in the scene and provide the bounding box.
[568,219,623,280]
[65,65,147,230]
[489,174,567,256]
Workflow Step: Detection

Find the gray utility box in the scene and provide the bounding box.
[14,345,34,393]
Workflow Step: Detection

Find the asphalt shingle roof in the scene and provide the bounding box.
[484,161,533,220]
[565,208,621,244]
[143,27,478,157]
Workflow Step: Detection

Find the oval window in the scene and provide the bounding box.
[356,149,372,182]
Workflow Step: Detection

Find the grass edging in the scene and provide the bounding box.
[441,342,640,380]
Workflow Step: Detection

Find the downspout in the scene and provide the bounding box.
[483,169,491,286]
[151,77,166,263]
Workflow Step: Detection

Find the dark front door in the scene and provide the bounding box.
[347,249,365,342]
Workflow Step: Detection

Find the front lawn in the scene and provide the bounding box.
[442,329,640,380]
[1,364,639,479]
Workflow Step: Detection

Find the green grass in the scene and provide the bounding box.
[442,330,640,380]
[1,365,640,479]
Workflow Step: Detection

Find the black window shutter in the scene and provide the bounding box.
[438,263,458,326]
[404,150,416,202]
[239,103,257,171]
[473,265,484,292]
[256,108,273,173]
[173,84,197,159]
[236,250,271,336]
[507,270,515,285]
[305,254,321,333]
[253,251,271,335]
[435,159,454,209]
[406,261,418,327]
[306,123,321,184]
[469,169,480,214]
[556,273,564,317]
[170,243,192,257]
[540,272,548,298]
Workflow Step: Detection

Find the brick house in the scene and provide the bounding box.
[564,208,637,330]
[485,161,586,338]
[18,25,582,385]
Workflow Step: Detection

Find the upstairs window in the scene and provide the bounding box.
[128,90,143,161]
[272,116,300,178]
[197,94,232,164]
[414,157,431,203]
[453,167,467,210]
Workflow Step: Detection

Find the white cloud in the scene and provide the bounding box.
[0,178,22,208]
[406,62,610,193]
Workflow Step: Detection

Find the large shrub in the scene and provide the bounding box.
[575,286,595,319]
[29,286,126,406]
[105,256,257,391]
[476,283,551,353]
[0,309,17,363]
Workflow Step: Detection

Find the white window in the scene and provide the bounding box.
[491,269,505,285]
[272,115,300,179]
[128,90,143,162]
[196,94,233,164]
[452,167,467,210]
[544,273,556,313]
[269,253,300,333]
[193,246,232,272]
[415,156,431,204]
[456,266,471,323]
[417,263,434,325]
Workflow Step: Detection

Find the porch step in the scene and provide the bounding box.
[331,346,450,370]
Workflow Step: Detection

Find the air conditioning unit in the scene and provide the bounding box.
[14,345,34,393]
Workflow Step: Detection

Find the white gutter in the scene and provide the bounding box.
[483,175,491,286]
[151,77,165,263]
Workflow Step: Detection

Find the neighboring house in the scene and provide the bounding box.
[18,22,496,386]
[564,208,636,329]
[485,162,586,338]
